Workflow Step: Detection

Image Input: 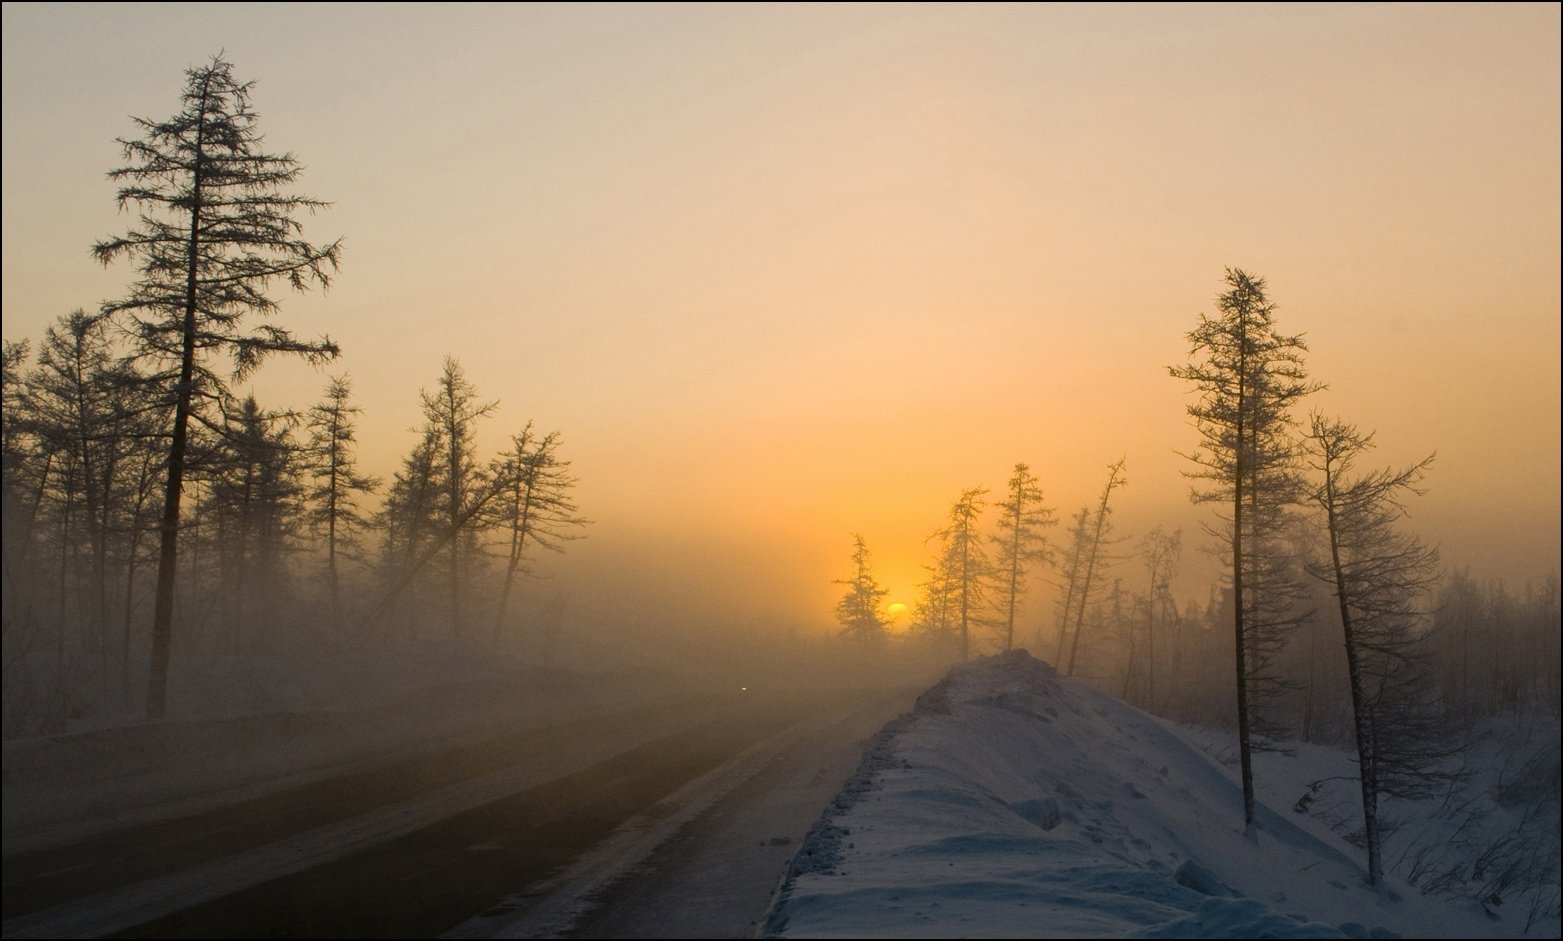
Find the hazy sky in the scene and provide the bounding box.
[3,3,1558,636]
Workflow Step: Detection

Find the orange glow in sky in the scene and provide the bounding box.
[3,4,1558,639]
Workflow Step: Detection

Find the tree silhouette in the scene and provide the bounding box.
[1052,506,1090,667]
[380,423,441,611]
[487,424,587,648]
[909,535,960,654]
[1170,268,1319,830]
[990,463,1055,652]
[93,54,342,717]
[835,534,887,645]
[1063,458,1127,677]
[930,489,990,660]
[305,375,379,630]
[1307,413,1458,888]
[1131,526,1181,708]
[419,357,497,638]
[202,395,302,648]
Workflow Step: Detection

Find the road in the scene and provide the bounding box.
[1,683,919,939]
[454,686,918,939]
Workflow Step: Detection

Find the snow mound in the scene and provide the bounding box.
[765,650,1509,939]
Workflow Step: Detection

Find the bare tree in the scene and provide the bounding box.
[1307,413,1459,888]
[93,55,342,717]
[1169,268,1319,830]
[1052,506,1090,667]
[1064,458,1128,677]
[487,424,586,648]
[990,463,1055,652]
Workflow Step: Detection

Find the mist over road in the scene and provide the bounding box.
[2,682,920,939]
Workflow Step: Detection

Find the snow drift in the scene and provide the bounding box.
[765,650,1523,939]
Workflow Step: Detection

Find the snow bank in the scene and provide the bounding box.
[766,650,1517,939]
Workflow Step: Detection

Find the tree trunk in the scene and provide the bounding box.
[146,82,208,719]
[959,537,971,661]
[1321,454,1382,887]
[362,478,508,639]
[121,479,147,708]
[1004,504,1021,651]
[491,473,535,648]
[1233,330,1255,831]
[1054,550,1079,668]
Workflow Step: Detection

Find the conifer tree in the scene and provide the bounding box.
[420,357,496,638]
[933,489,990,660]
[26,312,149,689]
[990,463,1055,652]
[202,395,302,649]
[834,534,887,645]
[1170,268,1319,830]
[305,375,378,623]
[93,55,342,717]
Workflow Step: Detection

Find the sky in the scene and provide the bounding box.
[2,3,1559,639]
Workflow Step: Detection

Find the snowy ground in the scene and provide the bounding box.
[765,651,1559,939]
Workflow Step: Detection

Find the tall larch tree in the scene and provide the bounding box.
[93,54,342,717]
[1169,268,1319,831]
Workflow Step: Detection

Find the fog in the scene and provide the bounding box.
[1,6,1558,938]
